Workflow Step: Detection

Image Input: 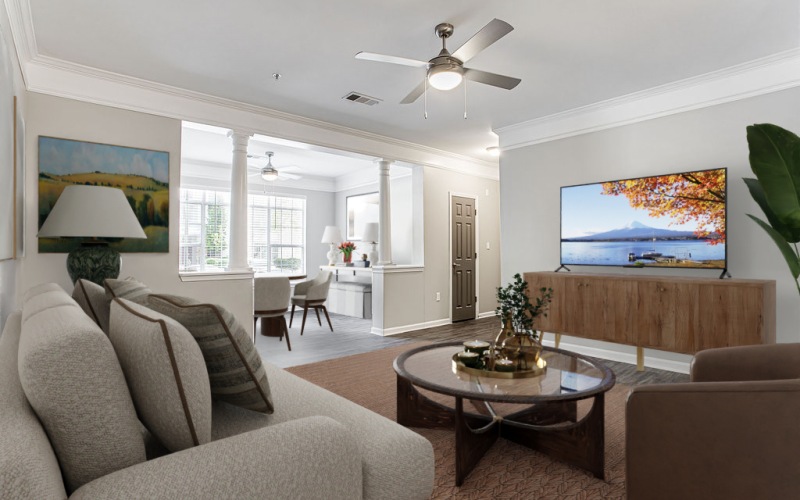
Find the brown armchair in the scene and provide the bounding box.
[626,343,800,500]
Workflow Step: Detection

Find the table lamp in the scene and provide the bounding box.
[38,185,147,285]
[361,222,379,266]
[321,225,342,266]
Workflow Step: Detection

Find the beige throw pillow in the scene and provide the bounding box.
[104,277,151,304]
[109,299,212,452]
[146,294,274,414]
[72,279,111,333]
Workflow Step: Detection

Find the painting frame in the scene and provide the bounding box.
[0,96,15,261]
[38,136,170,253]
[346,191,379,241]
[14,96,24,259]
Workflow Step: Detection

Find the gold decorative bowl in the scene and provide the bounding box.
[452,353,547,379]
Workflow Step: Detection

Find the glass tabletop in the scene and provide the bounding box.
[394,341,616,403]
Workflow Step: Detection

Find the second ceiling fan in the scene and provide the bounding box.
[356,18,521,104]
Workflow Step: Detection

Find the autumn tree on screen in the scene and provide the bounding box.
[601,169,726,244]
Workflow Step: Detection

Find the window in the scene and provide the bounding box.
[179,189,230,271]
[179,188,306,274]
[248,193,305,274]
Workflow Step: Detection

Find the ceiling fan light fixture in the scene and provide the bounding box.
[427,63,463,91]
[261,167,279,181]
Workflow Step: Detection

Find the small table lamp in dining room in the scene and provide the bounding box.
[38,185,146,285]
[321,225,342,266]
[361,222,379,267]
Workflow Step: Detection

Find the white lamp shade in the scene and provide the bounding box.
[428,64,463,91]
[38,185,147,239]
[361,222,378,243]
[321,225,342,244]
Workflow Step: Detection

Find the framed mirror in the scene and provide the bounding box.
[346,192,379,240]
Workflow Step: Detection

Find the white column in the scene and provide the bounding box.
[376,159,394,266]
[227,129,253,272]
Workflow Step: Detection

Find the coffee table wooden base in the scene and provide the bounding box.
[397,376,605,486]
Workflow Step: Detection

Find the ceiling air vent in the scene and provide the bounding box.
[342,92,382,106]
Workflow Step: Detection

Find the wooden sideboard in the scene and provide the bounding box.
[524,272,776,358]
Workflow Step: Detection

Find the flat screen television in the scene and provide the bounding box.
[560,168,727,269]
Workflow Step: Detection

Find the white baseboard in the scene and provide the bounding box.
[371,318,451,337]
[477,311,496,320]
[541,336,691,374]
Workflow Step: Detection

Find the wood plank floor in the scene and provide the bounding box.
[258,314,689,385]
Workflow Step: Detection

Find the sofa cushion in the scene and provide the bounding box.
[109,299,212,452]
[21,289,73,323]
[21,282,63,303]
[146,294,274,413]
[104,277,151,304]
[0,311,68,499]
[18,285,145,493]
[72,279,111,333]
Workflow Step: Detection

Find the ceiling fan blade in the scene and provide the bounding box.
[400,80,426,104]
[464,68,521,90]
[355,51,428,68]
[451,19,513,64]
[279,172,302,180]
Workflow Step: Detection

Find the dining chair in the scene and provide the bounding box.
[289,271,333,336]
[253,276,292,351]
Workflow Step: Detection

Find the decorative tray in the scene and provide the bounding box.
[451,353,547,379]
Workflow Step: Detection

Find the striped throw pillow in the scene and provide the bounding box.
[146,294,274,413]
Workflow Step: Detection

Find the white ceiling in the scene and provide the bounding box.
[24,0,800,162]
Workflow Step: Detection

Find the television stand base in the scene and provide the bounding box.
[554,265,571,273]
[719,268,732,279]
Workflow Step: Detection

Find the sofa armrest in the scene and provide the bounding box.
[70,416,362,500]
[626,381,800,500]
[690,343,800,382]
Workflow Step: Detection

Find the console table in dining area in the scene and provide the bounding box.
[320,265,373,319]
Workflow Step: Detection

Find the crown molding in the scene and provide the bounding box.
[497,48,800,150]
[17,48,498,179]
[3,0,35,85]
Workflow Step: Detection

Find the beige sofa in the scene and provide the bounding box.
[0,283,434,499]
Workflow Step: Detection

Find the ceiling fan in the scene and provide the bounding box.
[355,18,521,104]
[246,152,302,182]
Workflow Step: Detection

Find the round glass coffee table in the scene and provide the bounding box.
[393,341,616,486]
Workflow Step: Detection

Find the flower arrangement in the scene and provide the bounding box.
[495,273,553,337]
[338,241,356,261]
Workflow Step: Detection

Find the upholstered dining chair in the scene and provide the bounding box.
[289,270,333,336]
[626,343,800,500]
[253,276,292,351]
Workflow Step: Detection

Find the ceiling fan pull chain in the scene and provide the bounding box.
[424,77,428,119]
[463,79,467,119]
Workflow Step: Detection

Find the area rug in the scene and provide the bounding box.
[287,342,628,499]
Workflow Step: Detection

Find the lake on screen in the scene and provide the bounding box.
[561,240,725,266]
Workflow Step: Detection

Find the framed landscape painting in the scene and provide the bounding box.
[38,136,170,253]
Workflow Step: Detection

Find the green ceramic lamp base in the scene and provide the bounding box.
[66,243,121,285]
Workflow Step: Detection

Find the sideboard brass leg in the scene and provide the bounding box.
[636,346,644,371]
[555,333,561,349]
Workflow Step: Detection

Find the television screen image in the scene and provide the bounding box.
[560,168,726,269]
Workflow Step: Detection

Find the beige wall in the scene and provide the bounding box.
[18,93,254,329]
[499,87,800,362]
[423,167,501,322]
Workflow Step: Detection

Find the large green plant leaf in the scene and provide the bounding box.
[743,177,800,242]
[747,214,800,279]
[747,124,800,226]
